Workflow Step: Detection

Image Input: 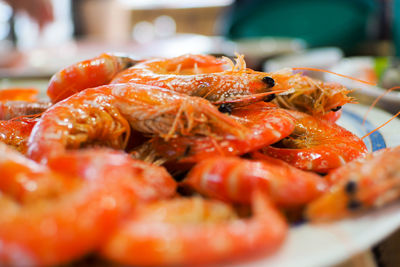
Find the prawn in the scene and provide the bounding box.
[100,190,287,266]
[183,155,327,208]
[47,53,137,103]
[0,144,176,266]
[111,54,282,103]
[143,102,296,164]
[0,101,51,120]
[0,117,38,154]
[256,110,368,173]
[306,146,400,222]
[28,83,245,164]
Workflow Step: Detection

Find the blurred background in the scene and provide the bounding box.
[0,0,399,111]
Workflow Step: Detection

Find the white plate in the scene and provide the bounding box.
[236,103,400,267]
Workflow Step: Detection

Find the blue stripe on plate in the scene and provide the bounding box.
[342,110,386,152]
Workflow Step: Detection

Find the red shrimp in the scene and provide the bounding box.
[256,110,367,173]
[0,117,38,154]
[47,53,137,103]
[0,88,39,102]
[111,54,286,102]
[0,144,176,266]
[0,101,51,120]
[28,83,245,164]
[100,190,287,266]
[183,155,327,208]
[144,102,295,164]
[306,146,400,222]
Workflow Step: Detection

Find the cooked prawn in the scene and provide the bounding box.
[306,146,400,222]
[0,144,176,266]
[257,110,368,173]
[183,155,327,208]
[47,53,137,103]
[144,102,295,164]
[111,54,281,102]
[28,83,245,163]
[100,190,287,266]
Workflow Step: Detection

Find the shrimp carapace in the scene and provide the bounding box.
[146,102,296,163]
[0,117,38,154]
[47,53,138,103]
[258,110,368,173]
[183,155,327,208]
[111,54,282,103]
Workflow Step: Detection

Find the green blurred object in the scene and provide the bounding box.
[224,0,377,54]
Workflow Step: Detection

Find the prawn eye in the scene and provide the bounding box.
[262,76,275,88]
[218,103,232,114]
[263,93,276,102]
[331,106,342,112]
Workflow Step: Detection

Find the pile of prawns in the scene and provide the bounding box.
[0,53,399,267]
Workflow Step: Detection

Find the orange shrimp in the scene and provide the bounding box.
[100,190,287,266]
[47,53,137,103]
[306,146,400,222]
[0,117,38,154]
[0,101,51,120]
[257,110,367,173]
[111,54,284,102]
[144,102,296,164]
[0,88,39,102]
[28,83,244,164]
[183,155,327,208]
[0,144,176,266]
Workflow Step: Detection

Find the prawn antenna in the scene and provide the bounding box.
[362,86,400,125]
[293,67,377,86]
[361,110,400,140]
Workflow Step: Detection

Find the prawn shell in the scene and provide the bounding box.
[260,110,368,173]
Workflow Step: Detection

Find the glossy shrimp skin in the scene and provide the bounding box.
[258,110,368,173]
[306,146,400,222]
[28,83,244,164]
[0,118,38,154]
[183,155,327,208]
[100,191,287,266]
[111,54,280,102]
[146,102,295,163]
[0,144,176,266]
[47,53,137,103]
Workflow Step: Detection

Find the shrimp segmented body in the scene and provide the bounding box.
[306,146,400,222]
[47,53,137,103]
[146,102,295,163]
[183,155,327,208]
[0,144,176,266]
[258,110,367,173]
[28,83,244,163]
[111,54,281,102]
[100,190,287,266]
